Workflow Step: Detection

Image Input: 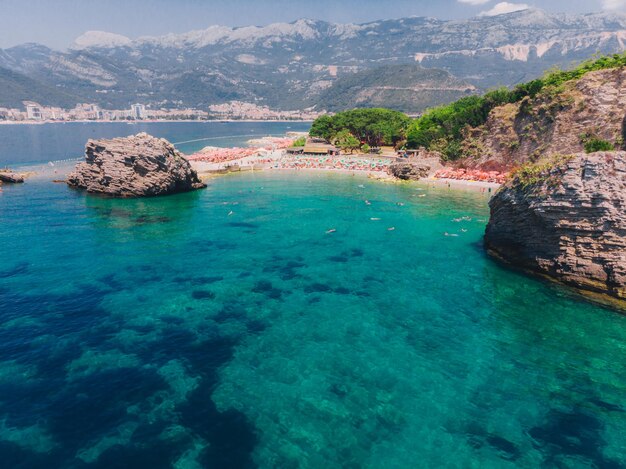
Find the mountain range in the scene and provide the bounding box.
[2,8,626,112]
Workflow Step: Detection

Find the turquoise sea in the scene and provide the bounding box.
[1,123,626,468]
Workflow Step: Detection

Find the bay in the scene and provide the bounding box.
[0,124,625,468]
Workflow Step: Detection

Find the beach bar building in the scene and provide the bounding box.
[302,143,339,156]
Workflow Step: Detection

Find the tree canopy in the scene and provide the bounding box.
[310,108,411,147]
[333,130,361,153]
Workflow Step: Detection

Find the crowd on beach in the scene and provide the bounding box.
[185,134,507,184]
[274,156,390,172]
[434,168,508,184]
[187,146,262,163]
[186,136,392,173]
[187,137,296,164]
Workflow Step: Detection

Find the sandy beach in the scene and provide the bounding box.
[189,151,501,193]
[6,136,502,193]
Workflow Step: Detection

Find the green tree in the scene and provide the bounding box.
[334,130,361,153]
[309,115,335,141]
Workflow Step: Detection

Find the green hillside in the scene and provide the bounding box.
[0,66,81,109]
[314,65,475,114]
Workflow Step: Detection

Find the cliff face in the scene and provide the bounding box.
[67,133,206,197]
[485,152,626,306]
[464,68,626,171]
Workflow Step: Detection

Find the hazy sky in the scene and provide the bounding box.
[0,0,620,49]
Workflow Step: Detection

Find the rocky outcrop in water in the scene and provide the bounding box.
[0,171,25,183]
[388,162,431,181]
[485,152,626,306]
[67,133,206,197]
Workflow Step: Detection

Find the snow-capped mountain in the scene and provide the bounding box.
[71,31,132,50]
[2,9,626,111]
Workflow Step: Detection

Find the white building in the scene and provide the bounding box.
[131,103,146,119]
[24,101,43,120]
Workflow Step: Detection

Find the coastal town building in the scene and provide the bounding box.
[24,102,43,120]
[0,100,319,123]
[0,107,26,121]
[131,103,146,120]
[208,101,321,121]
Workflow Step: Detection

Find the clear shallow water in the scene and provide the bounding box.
[1,170,626,468]
[0,121,311,167]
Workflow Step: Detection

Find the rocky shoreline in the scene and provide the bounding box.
[0,170,26,184]
[485,152,626,308]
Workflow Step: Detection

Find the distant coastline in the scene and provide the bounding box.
[0,119,315,126]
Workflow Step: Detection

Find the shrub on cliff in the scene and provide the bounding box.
[510,154,576,189]
[584,138,614,153]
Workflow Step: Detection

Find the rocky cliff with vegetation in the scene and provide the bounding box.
[485,152,626,307]
[406,54,626,170]
[463,67,626,171]
[67,133,206,197]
